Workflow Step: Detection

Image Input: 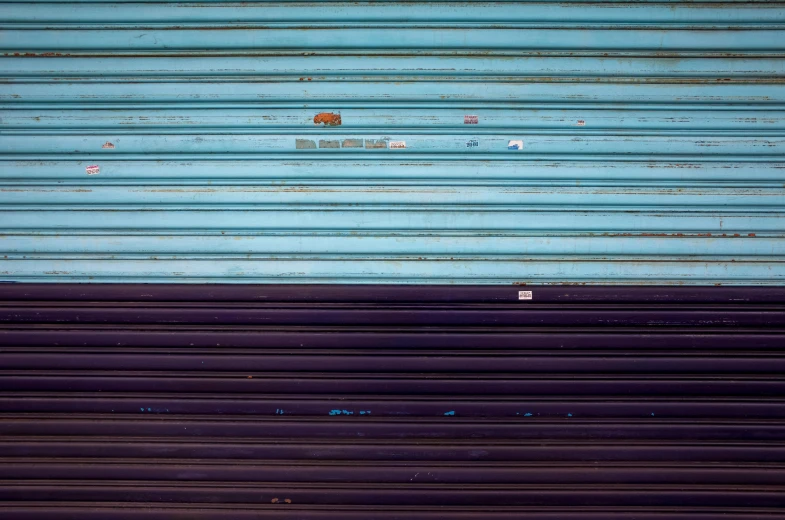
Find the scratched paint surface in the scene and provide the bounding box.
[0,1,784,284]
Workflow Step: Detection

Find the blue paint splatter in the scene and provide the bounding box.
[567,413,572,417]
[276,409,284,415]
[524,412,533,417]
[359,410,371,415]
[444,411,455,416]
[147,408,152,412]
[329,409,354,416]
[651,413,655,416]
[140,408,144,412]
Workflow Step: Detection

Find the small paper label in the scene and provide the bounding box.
[577,120,586,126]
[85,165,100,175]
[507,140,523,151]
[101,141,115,149]
[389,140,406,149]
[466,139,479,148]
[518,291,533,300]
[464,115,479,124]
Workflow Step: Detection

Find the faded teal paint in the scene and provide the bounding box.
[0,1,783,284]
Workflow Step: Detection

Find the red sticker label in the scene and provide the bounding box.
[464,115,479,124]
[86,165,100,175]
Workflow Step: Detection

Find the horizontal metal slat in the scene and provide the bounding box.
[1,234,780,256]
[6,108,785,131]
[3,417,785,442]
[2,184,783,205]
[1,374,783,396]
[3,2,784,25]
[3,55,784,78]
[6,28,785,52]
[3,81,783,106]
[2,459,784,484]
[2,257,783,283]
[1,209,781,232]
[3,161,785,183]
[2,395,783,419]
[2,481,785,507]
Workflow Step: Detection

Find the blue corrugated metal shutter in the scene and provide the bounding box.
[1,1,784,284]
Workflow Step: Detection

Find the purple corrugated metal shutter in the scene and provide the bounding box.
[1,284,784,518]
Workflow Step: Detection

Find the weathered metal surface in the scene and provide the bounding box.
[0,284,784,518]
[1,1,785,284]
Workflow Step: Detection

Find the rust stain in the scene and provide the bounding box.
[271,498,278,504]
[11,51,67,57]
[313,112,342,126]
[284,499,292,504]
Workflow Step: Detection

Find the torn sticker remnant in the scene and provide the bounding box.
[518,291,533,300]
[319,139,340,148]
[464,115,479,124]
[507,140,523,151]
[86,165,100,175]
[342,138,364,148]
[365,139,388,149]
[577,120,586,126]
[389,141,406,149]
[466,139,479,148]
[101,141,115,149]
[295,139,317,149]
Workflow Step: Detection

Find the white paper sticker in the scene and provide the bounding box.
[389,140,406,149]
[85,165,100,175]
[507,140,523,151]
[577,120,586,126]
[464,115,479,124]
[518,290,533,300]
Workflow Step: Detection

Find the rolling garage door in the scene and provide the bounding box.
[0,1,784,283]
[1,1,785,518]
